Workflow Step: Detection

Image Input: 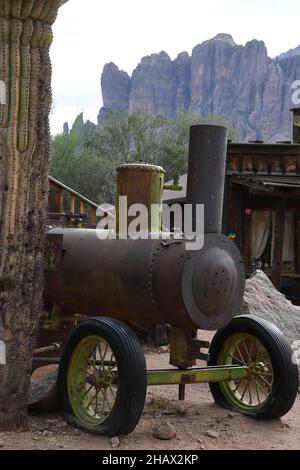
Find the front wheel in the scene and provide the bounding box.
[208,315,299,419]
[57,317,147,436]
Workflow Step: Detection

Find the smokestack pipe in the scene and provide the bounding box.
[186,125,228,234]
[291,108,300,143]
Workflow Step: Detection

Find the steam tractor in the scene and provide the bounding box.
[34,125,299,437]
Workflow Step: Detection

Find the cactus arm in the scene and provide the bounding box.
[0,0,61,260]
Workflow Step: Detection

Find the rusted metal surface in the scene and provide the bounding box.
[169,328,197,369]
[116,163,165,235]
[181,233,245,331]
[187,125,228,234]
[43,230,245,333]
[42,125,245,343]
[45,233,63,271]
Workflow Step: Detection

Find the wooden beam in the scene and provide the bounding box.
[295,212,300,293]
[244,209,252,275]
[90,207,97,225]
[70,195,75,214]
[54,188,64,214]
[271,199,287,290]
[80,200,86,215]
[226,186,243,252]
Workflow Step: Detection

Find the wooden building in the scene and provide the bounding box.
[164,110,300,302]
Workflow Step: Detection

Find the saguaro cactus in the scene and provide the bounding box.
[0,0,61,430]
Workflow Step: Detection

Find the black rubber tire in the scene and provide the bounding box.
[57,317,147,436]
[209,315,299,419]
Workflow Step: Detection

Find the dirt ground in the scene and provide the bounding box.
[0,340,299,451]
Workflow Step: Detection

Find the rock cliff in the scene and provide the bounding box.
[98,34,300,141]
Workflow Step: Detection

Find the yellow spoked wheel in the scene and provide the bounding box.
[58,317,147,436]
[67,335,118,427]
[209,315,298,419]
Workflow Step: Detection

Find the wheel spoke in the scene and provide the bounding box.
[103,389,111,411]
[255,380,261,405]
[248,381,253,404]
[102,344,109,363]
[255,343,262,363]
[109,385,117,400]
[94,391,99,416]
[91,348,99,374]
[241,381,250,401]
[249,339,254,361]
[236,344,246,365]
[242,338,250,360]
[230,354,243,364]
[258,374,273,388]
[108,352,116,370]
[254,378,269,398]
[86,390,98,410]
[231,379,244,393]
[80,384,93,402]
[98,388,106,416]
[97,343,104,362]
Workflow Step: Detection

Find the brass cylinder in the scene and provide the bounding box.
[116,163,165,236]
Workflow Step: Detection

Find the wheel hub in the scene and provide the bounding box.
[86,370,115,390]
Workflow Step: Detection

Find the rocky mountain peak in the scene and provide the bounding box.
[71,113,96,135]
[277,45,300,61]
[97,35,300,141]
[205,33,236,46]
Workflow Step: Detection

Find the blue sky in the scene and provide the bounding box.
[50,0,300,134]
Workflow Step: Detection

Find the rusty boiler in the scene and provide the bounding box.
[43,125,245,334]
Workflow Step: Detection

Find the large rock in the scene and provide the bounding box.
[241,270,300,347]
[98,62,131,125]
[173,52,191,111]
[129,51,178,116]
[71,112,96,135]
[28,365,59,413]
[98,33,299,141]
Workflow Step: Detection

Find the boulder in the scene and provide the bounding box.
[241,270,300,351]
[28,365,59,413]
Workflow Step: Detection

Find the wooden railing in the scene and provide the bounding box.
[48,176,98,227]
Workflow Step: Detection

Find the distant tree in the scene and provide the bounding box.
[50,110,238,204]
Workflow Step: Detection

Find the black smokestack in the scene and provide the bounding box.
[186,125,228,234]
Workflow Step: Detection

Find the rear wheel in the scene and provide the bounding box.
[209,315,299,419]
[58,317,147,436]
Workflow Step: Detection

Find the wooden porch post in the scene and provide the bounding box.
[271,199,287,290]
[295,211,300,292]
[56,188,64,215]
[70,194,75,214]
[90,207,97,225]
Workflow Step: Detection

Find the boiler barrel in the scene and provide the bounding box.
[45,229,245,331]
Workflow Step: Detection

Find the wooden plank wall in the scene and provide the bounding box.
[228,144,300,176]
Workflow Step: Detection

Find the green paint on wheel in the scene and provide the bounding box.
[217,333,274,412]
[67,335,118,427]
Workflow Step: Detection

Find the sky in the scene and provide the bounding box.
[50,0,300,134]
